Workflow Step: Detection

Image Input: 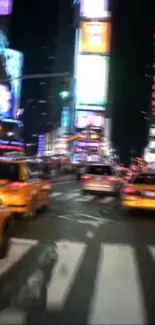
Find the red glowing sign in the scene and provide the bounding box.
[152,92,155,98]
[152,84,155,90]
[0,144,24,151]
[152,100,155,107]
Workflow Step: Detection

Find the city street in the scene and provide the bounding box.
[0,180,155,324]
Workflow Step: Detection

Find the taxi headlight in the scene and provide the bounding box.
[0,198,4,207]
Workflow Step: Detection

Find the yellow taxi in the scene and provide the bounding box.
[0,158,51,218]
[121,171,155,210]
[0,201,12,258]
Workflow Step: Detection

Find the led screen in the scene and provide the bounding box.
[76,55,109,105]
[0,84,12,118]
[75,111,104,128]
[61,106,69,132]
[4,49,23,119]
[79,21,111,53]
[0,0,12,15]
[80,0,110,18]
[76,104,104,111]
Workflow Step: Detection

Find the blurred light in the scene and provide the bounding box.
[59,91,70,99]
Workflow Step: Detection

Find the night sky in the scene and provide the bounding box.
[9,0,155,163]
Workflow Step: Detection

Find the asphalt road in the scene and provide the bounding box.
[0,180,155,324]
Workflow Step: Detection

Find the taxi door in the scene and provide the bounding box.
[26,163,42,209]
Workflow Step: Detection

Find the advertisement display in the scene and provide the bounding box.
[4,49,24,119]
[0,0,12,15]
[76,104,104,111]
[61,106,70,132]
[79,21,111,53]
[75,111,104,128]
[76,54,109,105]
[0,84,12,118]
[80,0,110,18]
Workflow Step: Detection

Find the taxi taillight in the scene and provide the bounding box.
[9,182,27,189]
[81,175,93,181]
[123,186,136,195]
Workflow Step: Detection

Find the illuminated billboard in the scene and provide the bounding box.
[4,49,24,119]
[80,0,110,18]
[0,84,12,118]
[75,111,104,128]
[0,0,12,15]
[79,21,111,53]
[76,54,109,105]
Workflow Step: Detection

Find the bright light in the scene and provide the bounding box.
[80,0,110,18]
[60,91,70,99]
[76,55,109,106]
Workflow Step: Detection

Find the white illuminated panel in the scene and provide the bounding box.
[76,104,105,111]
[76,54,109,106]
[80,0,110,18]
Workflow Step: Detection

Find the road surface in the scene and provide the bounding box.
[0,180,155,324]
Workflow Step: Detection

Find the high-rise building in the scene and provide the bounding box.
[71,0,111,161]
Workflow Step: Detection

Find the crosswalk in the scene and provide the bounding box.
[0,238,153,324]
[50,191,116,204]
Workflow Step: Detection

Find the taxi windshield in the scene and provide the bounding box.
[134,174,155,185]
[0,162,20,181]
[88,165,113,175]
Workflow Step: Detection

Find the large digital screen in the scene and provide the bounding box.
[80,0,110,18]
[0,84,12,118]
[4,49,24,119]
[61,106,70,132]
[75,111,104,129]
[76,104,104,111]
[79,21,111,53]
[76,54,109,105]
[0,0,12,15]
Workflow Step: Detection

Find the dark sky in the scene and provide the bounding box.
[9,0,155,162]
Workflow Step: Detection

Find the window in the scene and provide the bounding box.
[0,162,20,181]
[87,165,113,175]
[134,174,155,185]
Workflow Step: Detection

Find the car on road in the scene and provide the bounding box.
[81,164,122,195]
[0,158,51,218]
[121,171,155,211]
[0,201,12,258]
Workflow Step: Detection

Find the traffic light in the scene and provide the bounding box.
[59,76,71,100]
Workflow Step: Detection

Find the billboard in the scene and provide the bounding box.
[0,84,12,118]
[76,54,109,105]
[80,0,110,18]
[79,21,111,53]
[75,111,104,128]
[61,106,70,132]
[4,49,24,119]
[76,104,104,111]
[0,0,12,15]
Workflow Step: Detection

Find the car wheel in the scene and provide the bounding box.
[0,221,10,259]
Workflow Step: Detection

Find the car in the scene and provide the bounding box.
[121,171,155,211]
[81,164,121,195]
[0,200,12,258]
[0,158,51,218]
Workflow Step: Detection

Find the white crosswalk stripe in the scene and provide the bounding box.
[76,195,96,202]
[50,192,62,198]
[0,239,153,324]
[50,191,117,204]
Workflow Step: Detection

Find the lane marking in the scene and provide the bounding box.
[50,192,62,198]
[47,241,86,309]
[0,308,26,324]
[76,195,96,202]
[99,197,115,203]
[10,238,38,246]
[53,180,76,185]
[0,238,38,276]
[88,244,146,325]
[57,193,80,201]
